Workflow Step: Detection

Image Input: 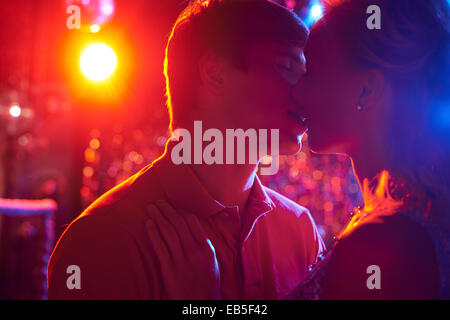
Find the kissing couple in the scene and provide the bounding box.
[48,0,450,300]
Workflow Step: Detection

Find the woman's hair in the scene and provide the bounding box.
[322,0,450,221]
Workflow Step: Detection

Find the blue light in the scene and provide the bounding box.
[430,101,450,132]
[305,1,323,25]
[311,4,323,19]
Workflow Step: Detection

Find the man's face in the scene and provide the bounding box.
[219,42,308,156]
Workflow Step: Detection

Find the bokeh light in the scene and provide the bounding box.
[90,24,100,33]
[304,1,324,25]
[66,0,115,27]
[9,104,21,117]
[101,3,114,15]
[311,4,323,19]
[80,43,117,81]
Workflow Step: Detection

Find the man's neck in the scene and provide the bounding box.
[190,163,258,214]
[168,120,260,214]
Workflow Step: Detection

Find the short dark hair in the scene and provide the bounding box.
[164,0,308,132]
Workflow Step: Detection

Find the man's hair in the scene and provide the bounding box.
[163,0,308,132]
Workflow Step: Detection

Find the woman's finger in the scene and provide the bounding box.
[154,200,196,249]
[183,213,210,248]
[145,219,172,263]
[146,204,184,261]
[146,218,185,297]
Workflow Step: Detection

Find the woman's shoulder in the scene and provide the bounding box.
[342,211,432,248]
[321,211,440,299]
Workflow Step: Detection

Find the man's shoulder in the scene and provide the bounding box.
[48,163,161,269]
[79,163,163,225]
[47,165,158,283]
[47,208,153,299]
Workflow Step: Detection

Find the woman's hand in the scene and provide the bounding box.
[145,200,220,299]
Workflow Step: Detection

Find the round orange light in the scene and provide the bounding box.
[80,43,117,81]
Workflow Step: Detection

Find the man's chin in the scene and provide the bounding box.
[306,134,325,154]
[307,134,343,156]
[279,137,302,156]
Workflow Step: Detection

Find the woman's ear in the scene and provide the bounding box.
[198,50,225,95]
[358,69,387,109]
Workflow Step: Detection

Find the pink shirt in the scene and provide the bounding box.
[48,154,324,299]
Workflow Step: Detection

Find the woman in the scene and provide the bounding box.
[287,0,450,299]
[146,0,450,299]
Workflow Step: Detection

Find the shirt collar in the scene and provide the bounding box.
[151,140,275,220]
[240,174,275,243]
[248,174,275,210]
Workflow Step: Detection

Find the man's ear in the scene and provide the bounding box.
[358,69,387,109]
[198,50,225,95]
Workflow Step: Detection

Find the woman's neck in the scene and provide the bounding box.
[349,138,396,206]
[350,151,389,191]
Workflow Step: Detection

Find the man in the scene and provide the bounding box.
[48,0,324,299]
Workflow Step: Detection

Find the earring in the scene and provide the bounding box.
[356,105,363,112]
